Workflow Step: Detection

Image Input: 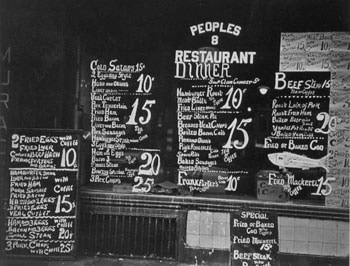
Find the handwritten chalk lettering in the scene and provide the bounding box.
[60,139,78,147]
[213,77,260,85]
[275,72,331,90]
[138,153,160,176]
[178,112,193,120]
[189,22,241,36]
[56,219,73,228]
[90,60,107,71]
[177,151,200,158]
[264,138,280,149]
[54,195,74,214]
[198,128,217,136]
[177,88,206,97]
[175,62,231,79]
[19,145,38,152]
[221,87,244,110]
[208,149,219,159]
[232,236,251,244]
[177,104,190,112]
[136,74,154,93]
[246,227,257,234]
[225,175,240,191]
[178,156,194,165]
[102,95,121,102]
[268,173,285,186]
[223,150,237,163]
[252,238,277,245]
[311,176,335,196]
[241,211,268,220]
[194,112,211,120]
[288,140,308,151]
[194,158,217,167]
[118,72,132,81]
[178,127,197,136]
[272,116,288,123]
[177,171,219,188]
[233,218,248,227]
[58,228,73,240]
[233,250,251,260]
[132,176,154,193]
[126,98,156,125]
[223,118,252,149]
[315,112,337,134]
[310,140,324,151]
[60,148,77,168]
[92,80,105,88]
[107,59,141,73]
[272,99,287,109]
[54,185,73,193]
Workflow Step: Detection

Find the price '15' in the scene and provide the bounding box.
[55,195,74,213]
[223,118,252,149]
[126,98,156,125]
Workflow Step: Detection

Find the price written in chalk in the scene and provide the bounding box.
[223,118,252,149]
[55,195,75,214]
[132,152,161,193]
[60,148,77,168]
[126,98,156,125]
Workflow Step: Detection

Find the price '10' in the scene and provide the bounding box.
[136,74,154,93]
[60,148,77,168]
[221,87,243,110]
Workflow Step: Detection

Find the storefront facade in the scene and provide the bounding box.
[1,0,349,265]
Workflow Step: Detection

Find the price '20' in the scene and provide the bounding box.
[132,152,160,193]
[315,112,336,134]
[138,152,161,176]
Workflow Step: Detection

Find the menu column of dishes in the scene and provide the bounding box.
[174,22,261,194]
[90,60,161,192]
[5,130,80,258]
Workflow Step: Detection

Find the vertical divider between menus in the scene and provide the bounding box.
[73,131,82,259]
[0,130,10,258]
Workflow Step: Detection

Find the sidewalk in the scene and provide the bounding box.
[0,257,194,266]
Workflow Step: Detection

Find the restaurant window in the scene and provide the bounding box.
[75,0,349,208]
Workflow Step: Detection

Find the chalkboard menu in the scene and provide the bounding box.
[266,71,330,156]
[261,32,350,203]
[231,210,278,266]
[90,60,161,192]
[262,72,332,199]
[4,129,80,258]
[174,23,261,194]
